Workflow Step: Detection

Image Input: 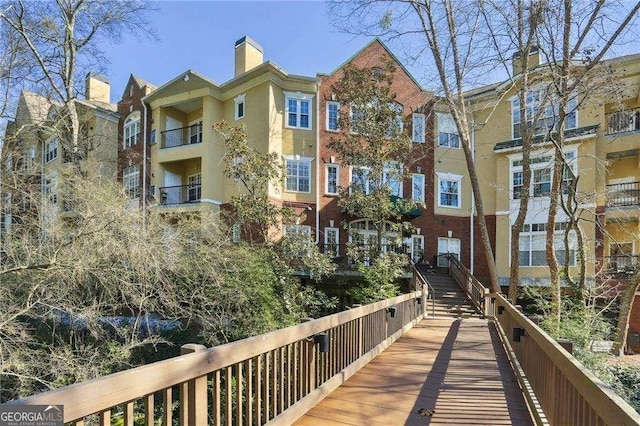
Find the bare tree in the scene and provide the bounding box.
[0,0,156,161]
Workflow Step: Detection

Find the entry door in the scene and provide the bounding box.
[165,116,183,147]
[164,171,182,204]
[437,237,460,267]
[411,235,424,264]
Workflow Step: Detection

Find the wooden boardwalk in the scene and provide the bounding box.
[295,318,533,425]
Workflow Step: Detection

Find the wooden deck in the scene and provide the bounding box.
[295,318,533,425]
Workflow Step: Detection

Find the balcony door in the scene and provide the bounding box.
[165,116,183,148]
[164,171,182,204]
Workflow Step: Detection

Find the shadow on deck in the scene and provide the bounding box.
[296,318,533,425]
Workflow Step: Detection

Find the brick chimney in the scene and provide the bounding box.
[85,72,110,103]
[234,36,264,77]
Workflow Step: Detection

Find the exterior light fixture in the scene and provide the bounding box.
[512,327,525,342]
[314,333,329,353]
[498,306,505,315]
[387,306,397,318]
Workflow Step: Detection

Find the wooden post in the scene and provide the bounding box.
[421,284,427,319]
[180,344,208,426]
[352,304,363,357]
[483,288,490,318]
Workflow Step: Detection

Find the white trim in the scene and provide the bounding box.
[283,154,314,162]
[436,172,463,209]
[285,92,314,130]
[284,91,315,101]
[326,101,340,132]
[412,113,425,143]
[284,157,312,193]
[124,111,141,148]
[200,198,223,205]
[234,93,246,120]
[495,210,511,216]
[324,227,340,256]
[412,173,425,202]
[325,163,340,195]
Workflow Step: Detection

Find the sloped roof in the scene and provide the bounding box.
[132,75,157,91]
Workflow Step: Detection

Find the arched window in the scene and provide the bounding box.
[124,111,141,148]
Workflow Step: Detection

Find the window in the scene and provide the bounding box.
[285,158,311,193]
[351,164,402,197]
[327,101,339,131]
[124,112,141,148]
[511,151,576,200]
[387,102,404,137]
[235,94,246,120]
[44,138,58,163]
[437,113,460,148]
[232,223,241,243]
[284,224,311,256]
[351,105,365,133]
[29,147,36,168]
[412,113,425,143]
[188,173,202,202]
[285,92,313,129]
[412,173,425,202]
[123,165,140,199]
[437,173,462,208]
[326,164,339,195]
[44,175,57,204]
[189,121,202,144]
[519,223,576,266]
[438,238,460,267]
[325,227,339,256]
[512,89,577,139]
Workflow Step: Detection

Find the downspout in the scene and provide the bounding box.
[315,79,321,244]
[141,99,148,230]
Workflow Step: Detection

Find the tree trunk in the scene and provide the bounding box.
[612,278,640,356]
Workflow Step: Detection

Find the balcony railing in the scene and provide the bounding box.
[321,243,423,267]
[605,255,640,275]
[159,184,201,206]
[606,107,640,135]
[606,181,640,207]
[160,123,202,149]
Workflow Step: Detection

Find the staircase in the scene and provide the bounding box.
[415,265,483,318]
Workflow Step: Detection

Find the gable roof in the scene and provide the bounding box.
[132,75,157,91]
[319,38,426,91]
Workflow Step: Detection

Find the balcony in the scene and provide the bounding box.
[321,243,422,268]
[159,184,201,206]
[160,123,202,149]
[606,182,640,207]
[605,255,640,276]
[606,107,640,136]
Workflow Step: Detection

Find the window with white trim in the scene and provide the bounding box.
[437,173,462,208]
[510,151,576,200]
[44,138,58,163]
[326,164,339,195]
[44,175,57,204]
[189,121,203,144]
[351,163,402,197]
[188,173,202,202]
[285,158,311,193]
[326,101,339,131]
[235,94,246,120]
[512,90,577,139]
[437,113,460,148]
[325,227,339,256]
[123,165,140,199]
[412,113,425,143]
[351,104,365,133]
[285,92,313,129]
[124,111,141,148]
[412,173,425,202]
[284,224,312,256]
[438,238,460,267]
[519,222,576,266]
[29,147,36,168]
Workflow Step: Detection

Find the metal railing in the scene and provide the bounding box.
[160,123,202,149]
[605,254,640,274]
[5,290,426,425]
[158,184,201,205]
[447,259,640,425]
[606,107,640,135]
[606,181,640,207]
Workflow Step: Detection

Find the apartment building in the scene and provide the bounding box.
[144,36,317,236]
[316,39,494,279]
[1,73,119,238]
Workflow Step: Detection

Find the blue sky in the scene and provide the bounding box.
[102,1,387,102]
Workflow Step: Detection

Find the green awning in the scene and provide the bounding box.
[390,195,422,219]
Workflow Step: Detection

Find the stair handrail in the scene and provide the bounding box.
[447,254,489,316]
[412,264,436,317]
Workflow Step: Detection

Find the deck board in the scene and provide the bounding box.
[295,318,534,425]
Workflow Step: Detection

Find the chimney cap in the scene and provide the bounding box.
[86,71,110,85]
[235,35,263,53]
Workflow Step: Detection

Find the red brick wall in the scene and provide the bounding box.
[117,75,153,203]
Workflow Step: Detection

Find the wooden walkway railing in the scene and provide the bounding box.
[5,289,426,425]
[448,255,489,315]
[449,259,640,425]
